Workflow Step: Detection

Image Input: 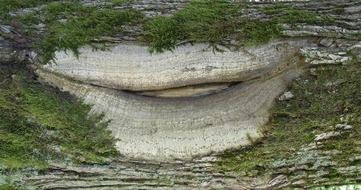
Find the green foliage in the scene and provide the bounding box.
[217,62,361,183]
[13,12,40,36]
[145,0,242,52]
[173,0,238,41]
[43,1,85,22]
[0,1,143,62]
[0,184,17,190]
[37,2,143,62]
[144,1,337,53]
[240,20,281,46]
[144,17,180,53]
[0,175,27,190]
[2,1,332,62]
[0,177,25,190]
[0,0,51,20]
[262,4,334,25]
[0,65,118,170]
[278,9,318,24]
[110,0,134,6]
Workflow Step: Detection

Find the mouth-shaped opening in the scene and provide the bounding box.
[35,39,311,161]
[126,82,240,98]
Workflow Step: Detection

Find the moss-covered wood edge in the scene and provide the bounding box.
[1,0,335,63]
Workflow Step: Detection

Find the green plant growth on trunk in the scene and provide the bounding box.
[0,64,118,170]
[144,0,281,53]
[144,1,334,53]
[0,0,57,20]
[2,1,336,63]
[2,1,144,63]
[216,62,361,187]
[37,1,144,62]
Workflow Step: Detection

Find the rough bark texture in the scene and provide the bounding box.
[35,0,361,161]
[25,156,289,190]
[0,25,30,64]
[1,0,361,189]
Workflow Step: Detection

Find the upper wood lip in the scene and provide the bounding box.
[39,39,310,93]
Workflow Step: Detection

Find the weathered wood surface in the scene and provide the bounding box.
[42,40,308,91]
[35,0,361,161]
[36,50,303,160]
[25,156,289,190]
[1,0,361,189]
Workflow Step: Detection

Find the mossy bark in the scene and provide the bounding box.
[0,0,361,189]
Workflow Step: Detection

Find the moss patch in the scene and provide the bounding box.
[0,0,54,20]
[35,2,143,62]
[0,184,17,190]
[110,0,134,6]
[216,62,361,186]
[3,1,335,61]
[262,3,337,26]
[143,1,335,53]
[144,0,281,52]
[0,64,118,170]
[1,1,143,62]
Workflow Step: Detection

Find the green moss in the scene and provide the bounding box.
[262,4,331,24]
[0,175,27,190]
[143,1,340,53]
[43,1,88,22]
[144,0,282,52]
[145,1,340,53]
[0,65,118,170]
[0,184,17,190]
[0,1,143,62]
[13,12,40,35]
[144,17,180,53]
[216,62,361,184]
[263,5,316,22]
[279,9,318,24]
[240,20,281,46]
[36,2,143,62]
[3,1,332,61]
[0,0,53,20]
[110,0,134,6]
[145,0,241,52]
